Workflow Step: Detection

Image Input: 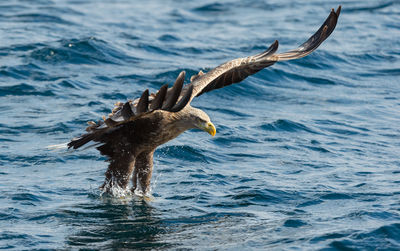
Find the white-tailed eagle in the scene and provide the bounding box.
[68,7,341,194]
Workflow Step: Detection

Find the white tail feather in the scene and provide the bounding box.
[46,142,68,151]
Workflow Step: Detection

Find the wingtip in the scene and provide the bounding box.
[137,89,150,114]
[162,71,186,111]
[254,39,279,60]
[178,70,186,79]
[273,40,279,54]
[336,5,341,17]
[175,71,186,87]
[121,101,135,119]
[273,6,339,61]
[269,39,279,55]
[170,84,194,112]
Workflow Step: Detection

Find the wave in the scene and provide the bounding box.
[345,1,395,13]
[0,13,73,25]
[0,83,55,97]
[0,63,63,82]
[29,37,138,65]
[158,145,210,163]
[192,3,226,13]
[260,119,317,133]
[326,223,400,250]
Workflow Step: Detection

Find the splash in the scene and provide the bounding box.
[99,179,154,202]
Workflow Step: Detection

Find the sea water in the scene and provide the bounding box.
[0,0,399,250]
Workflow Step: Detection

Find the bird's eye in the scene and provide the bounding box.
[196,117,205,123]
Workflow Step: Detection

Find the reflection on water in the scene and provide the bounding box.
[64,196,169,249]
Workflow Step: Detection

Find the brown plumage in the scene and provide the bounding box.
[68,6,341,195]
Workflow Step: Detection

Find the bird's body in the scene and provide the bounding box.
[68,7,341,195]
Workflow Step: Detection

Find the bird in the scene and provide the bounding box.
[68,6,341,195]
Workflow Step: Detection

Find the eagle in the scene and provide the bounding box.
[68,6,341,195]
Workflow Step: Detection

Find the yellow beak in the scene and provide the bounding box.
[201,121,216,137]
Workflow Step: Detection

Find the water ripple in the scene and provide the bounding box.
[30,37,137,65]
[260,119,317,133]
[0,83,55,97]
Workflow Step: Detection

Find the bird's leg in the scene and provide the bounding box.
[131,166,138,193]
[102,155,135,192]
[133,150,155,195]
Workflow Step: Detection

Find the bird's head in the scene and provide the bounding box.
[183,107,216,136]
[194,114,216,137]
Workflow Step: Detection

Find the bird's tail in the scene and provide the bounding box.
[67,133,96,150]
[46,142,69,151]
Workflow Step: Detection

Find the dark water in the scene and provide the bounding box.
[1,0,400,250]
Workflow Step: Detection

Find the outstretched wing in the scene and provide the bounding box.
[67,72,193,150]
[186,6,341,99]
[68,6,340,152]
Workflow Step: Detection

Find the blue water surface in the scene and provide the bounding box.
[1,0,400,250]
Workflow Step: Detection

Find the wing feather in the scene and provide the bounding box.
[136,89,149,114]
[187,6,340,98]
[170,84,194,112]
[121,101,134,120]
[150,84,168,110]
[161,71,185,110]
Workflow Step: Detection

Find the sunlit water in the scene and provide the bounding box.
[1,0,400,250]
